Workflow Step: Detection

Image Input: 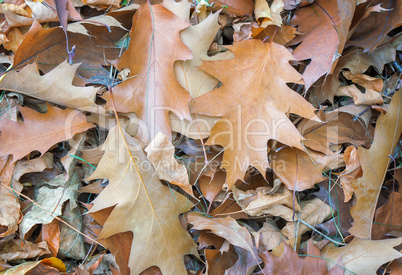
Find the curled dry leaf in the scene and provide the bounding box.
[336,85,384,106]
[234,185,300,220]
[311,41,396,103]
[349,91,402,239]
[269,146,327,191]
[340,146,362,202]
[86,126,198,274]
[145,132,193,196]
[187,212,256,256]
[0,238,50,262]
[0,185,20,238]
[347,0,402,52]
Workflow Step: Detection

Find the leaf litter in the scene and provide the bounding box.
[0,0,401,274]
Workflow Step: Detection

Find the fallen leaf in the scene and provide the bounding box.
[281,197,333,239]
[188,212,256,256]
[0,239,50,262]
[347,0,402,52]
[310,42,396,103]
[191,39,318,188]
[298,104,374,155]
[349,91,402,238]
[339,146,362,202]
[342,71,383,92]
[103,3,193,142]
[0,104,93,161]
[234,185,300,219]
[256,219,285,251]
[86,126,198,274]
[322,237,402,274]
[0,60,99,112]
[289,0,341,89]
[175,10,234,98]
[260,240,343,274]
[336,85,384,105]
[269,146,327,191]
[0,185,20,238]
[372,191,402,240]
[199,170,226,208]
[145,132,193,196]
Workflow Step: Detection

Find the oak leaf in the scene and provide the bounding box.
[0,60,99,112]
[349,91,402,238]
[86,126,198,274]
[289,0,341,89]
[311,42,396,103]
[0,104,93,161]
[322,237,402,274]
[187,212,256,256]
[347,0,402,52]
[260,241,343,275]
[191,39,318,188]
[103,3,193,142]
[372,191,402,240]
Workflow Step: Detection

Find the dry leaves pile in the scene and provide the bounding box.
[0,0,401,274]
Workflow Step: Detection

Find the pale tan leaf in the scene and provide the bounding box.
[145,132,193,196]
[322,237,402,275]
[187,212,256,255]
[349,91,402,238]
[86,126,198,274]
[281,197,333,239]
[0,61,99,112]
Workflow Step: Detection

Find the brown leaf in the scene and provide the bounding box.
[340,146,362,202]
[289,0,341,89]
[347,0,402,51]
[269,146,327,191]
[372,191,402,239]
[191,39,318,189]
[214,0,254,16]
[310,42,396,103]
[260,241,343,275]
[0,104,93,162]
[13,12,131,84]
[86,126,198,274]
[349,91,402,238]
[103,3,193,142]
[298,104,374,155]
[0,239,50,262]
[322,237,402,274]
[39,219,60,257]
[0,184,20,238]
[199,170,226,207]
[336,84,384,105]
